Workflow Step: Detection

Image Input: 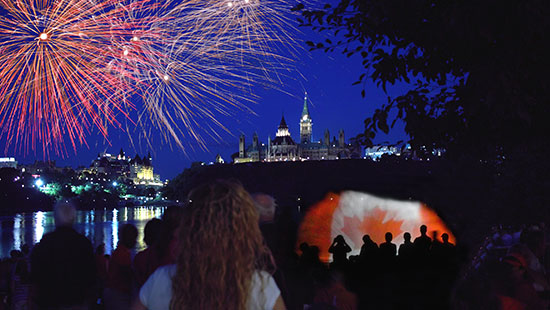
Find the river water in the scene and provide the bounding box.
[0,206,166,258]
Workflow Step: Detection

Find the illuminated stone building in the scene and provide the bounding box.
[88,149,162,187]
[236,93,359,163]
[0,157,17,169]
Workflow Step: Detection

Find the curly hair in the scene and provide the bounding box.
[170,180,274,310]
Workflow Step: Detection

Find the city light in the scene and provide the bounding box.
[35,179,44,187]
[112,181,118,187]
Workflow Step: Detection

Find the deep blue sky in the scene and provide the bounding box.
[3,13,409,180]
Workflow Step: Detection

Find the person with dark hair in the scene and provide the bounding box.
[379,232,397,263]
[329,235,351,268]
[155,206,184,267]
[105,224,138,310]
[30,201,96,310]
[507,226,550,297]
[133,218,162,288]
[359,235,378,262]
[312,270,358,310]
[134,180,285,310]
[398,232,414,260]
[95,243,109,304]
[413,225,432,260]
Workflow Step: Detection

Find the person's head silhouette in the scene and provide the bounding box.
[335,235,345,243]
[299,242,310,254]
[362,234,372,243]
[385,232,393,243]
[403,232,411,243]
[442,233,449,244]
[420,225,428,236]
[120,224,138,249]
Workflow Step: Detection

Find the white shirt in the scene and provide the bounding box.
[139,264,281,310]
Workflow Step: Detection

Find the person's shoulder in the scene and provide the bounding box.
[152,264,177,280]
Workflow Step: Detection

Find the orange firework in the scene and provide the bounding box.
[0,0,300,154]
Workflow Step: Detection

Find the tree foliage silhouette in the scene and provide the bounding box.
[293,0,550,158]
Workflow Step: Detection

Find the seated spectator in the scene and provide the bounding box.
[134,180,285,310]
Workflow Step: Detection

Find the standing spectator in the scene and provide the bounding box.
[329,235,351,268]
[379,232,397,263]
[398,232,414,260]
[104,224,138,310]
[413,225,432,260]
[95,243,109,304]
[134,180,285,310]
[313,270,357,310]
[133,218,162,288]
[30,201,96,310]
[359,234,378,262]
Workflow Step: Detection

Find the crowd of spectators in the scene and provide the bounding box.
[1,180,546,310]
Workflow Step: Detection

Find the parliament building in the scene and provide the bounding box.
[235,93,359,163]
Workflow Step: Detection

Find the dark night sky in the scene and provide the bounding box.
[1,18,409,180]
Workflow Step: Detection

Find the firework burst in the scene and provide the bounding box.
[0,0,299,155]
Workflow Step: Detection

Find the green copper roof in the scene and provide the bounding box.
[301,92,310,118]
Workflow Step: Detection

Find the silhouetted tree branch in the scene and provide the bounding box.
[293,0,550,159]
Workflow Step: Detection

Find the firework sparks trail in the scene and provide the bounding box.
[0,0,300,155]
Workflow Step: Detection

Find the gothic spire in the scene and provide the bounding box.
[279,115,288,129]
[301,91,310,118]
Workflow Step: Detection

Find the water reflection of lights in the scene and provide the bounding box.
[33,212,45,244]
[112,209,119,250]
[2,206,167,258]
[13,214,23,250]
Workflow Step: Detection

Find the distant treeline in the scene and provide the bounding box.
[163,158,550,248]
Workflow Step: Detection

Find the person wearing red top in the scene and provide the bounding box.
[104,224,137,310]
[313,270,358,310]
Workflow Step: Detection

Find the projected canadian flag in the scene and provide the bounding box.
[296,191,455,262]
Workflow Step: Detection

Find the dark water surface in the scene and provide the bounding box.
[0,206,166,258]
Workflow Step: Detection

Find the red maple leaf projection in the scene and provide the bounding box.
[296,193,341,262]
[340,207,406,248]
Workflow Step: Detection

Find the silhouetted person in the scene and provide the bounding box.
[508,226,550,295]
[104,223,138,310]
[359,234,378,262]
[252,193,291,310]
[329,235,351,267]
[133,218,162,288]
[155,206,184,266]
[413,225,432,260]
[252,193,282,262]
[439,233,456,263]
[30,201,96,309]
[430,231,444,263]
[398,232,414,260]
[313,270,358,310]
[379,232,397,265]
[299,242,312,267]
[93,243,108,306]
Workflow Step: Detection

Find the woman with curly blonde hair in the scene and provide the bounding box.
[134,180,285,310]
